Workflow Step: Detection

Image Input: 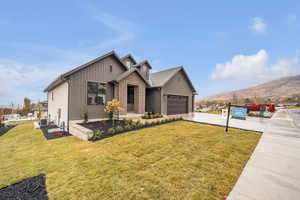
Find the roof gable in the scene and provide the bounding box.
[115,68,150,86]
[133,60,152,69]
[150,66,197,93]
[121,54,137,65]
[44,51,128,92]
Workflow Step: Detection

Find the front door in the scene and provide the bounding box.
[127,85,135,112]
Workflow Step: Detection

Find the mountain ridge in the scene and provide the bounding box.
[202,74,300,102]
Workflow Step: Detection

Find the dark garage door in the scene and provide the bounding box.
[167,95,188,115]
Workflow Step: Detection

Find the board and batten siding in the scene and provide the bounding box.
[68,56,126,120]
[117,72,146,115]
[48,81,69,128]
[146,88,161,113]
[161,70,194,115]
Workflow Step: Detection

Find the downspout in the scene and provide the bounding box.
[67,79,70,132]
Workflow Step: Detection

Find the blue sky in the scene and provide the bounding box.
[0,0,300,105]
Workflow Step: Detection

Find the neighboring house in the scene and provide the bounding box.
[44,51,197,129]
[32,101,48,119]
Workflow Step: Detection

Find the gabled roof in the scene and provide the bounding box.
[44,51,128,92]
[114,68,150,86]
[133,60,152,69]
[150,66,197,93]
[121,54,137,65]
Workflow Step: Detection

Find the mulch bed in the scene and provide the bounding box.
[41,126,72,140]
[0,126,16,137]
[79,119,180,142]
[0,174,48,200]
[80,120,125,133]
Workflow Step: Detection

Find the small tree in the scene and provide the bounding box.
[104,99,123,126]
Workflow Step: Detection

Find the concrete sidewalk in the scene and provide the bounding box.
[184,112,269,132]
[228,109,300,200]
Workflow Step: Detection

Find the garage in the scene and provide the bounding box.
[167,95,188,115]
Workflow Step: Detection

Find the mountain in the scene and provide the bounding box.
[202,74,300,102]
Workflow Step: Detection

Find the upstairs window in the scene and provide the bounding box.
[87,82,107,105]
[109,65,113,72]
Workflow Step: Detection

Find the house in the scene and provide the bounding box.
[32,101,48,119]
[44,51,197,130]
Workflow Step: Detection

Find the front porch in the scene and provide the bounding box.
[113,70,146,115]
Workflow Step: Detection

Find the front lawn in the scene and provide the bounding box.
[0,121,260,200]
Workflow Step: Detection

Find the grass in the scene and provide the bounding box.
[0,121,261,200]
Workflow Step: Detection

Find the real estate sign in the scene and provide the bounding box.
[231,107,247,120]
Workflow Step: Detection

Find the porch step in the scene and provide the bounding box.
[69,121,93,141]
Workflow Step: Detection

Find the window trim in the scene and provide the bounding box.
[86,80,107,106]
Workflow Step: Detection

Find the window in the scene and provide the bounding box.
[126,61,131,68]
[51,92,54,101]
[109,65,113,72]
[87,82,107,105]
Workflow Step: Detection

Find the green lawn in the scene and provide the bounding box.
[0,121,260,200]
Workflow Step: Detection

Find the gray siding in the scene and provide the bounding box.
[161,71,194,115]
[146,88,161,113]
[138,64,150,81]
[123,57,134,68]
[69,55,126,120]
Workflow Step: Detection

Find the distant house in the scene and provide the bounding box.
[3,114,20,121]
[44,51,197,129]
[32,101,48,119]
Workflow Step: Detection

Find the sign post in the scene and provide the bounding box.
[225,103,231,132]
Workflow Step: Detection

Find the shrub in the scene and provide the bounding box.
[129,121,135,129]
[123,118,130,125]
[107,128,116,135]
[104,99,123,125]
[136,120,143,128]
[179,116,183,120]
[128,119,134,125]
[124,125,130,131]
[94,129,103,139]
[138,122,144,128]
[154,113,162,118]
[115,126,123,133]
[144,121,149,127]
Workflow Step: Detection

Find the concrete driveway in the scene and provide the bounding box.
[228,109,300,200]
[184,112,269,132]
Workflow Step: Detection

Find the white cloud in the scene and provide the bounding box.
[211,49,299,82]
[88,9,135,49]
[0,59,60,104]
[250,17,267,33]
